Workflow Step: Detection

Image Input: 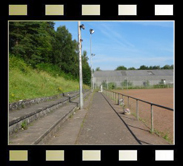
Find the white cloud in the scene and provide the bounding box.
[96,23,135,48]
[129,21,174,28]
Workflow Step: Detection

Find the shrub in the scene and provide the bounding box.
[9,55,31,74]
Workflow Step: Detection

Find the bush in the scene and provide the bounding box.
[108,82,116,89]
[36,63,61,77]
[9,55,31,74]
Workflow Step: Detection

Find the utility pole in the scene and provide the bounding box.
[78,21,84,109]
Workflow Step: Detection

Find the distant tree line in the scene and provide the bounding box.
[9,22,91,85]
[115,65,173,70]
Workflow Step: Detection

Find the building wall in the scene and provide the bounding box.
[93,71,173,87]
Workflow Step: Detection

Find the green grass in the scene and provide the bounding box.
[21,120,28,130]
[9,56,89,103]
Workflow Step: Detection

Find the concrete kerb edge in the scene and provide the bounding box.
[32,91,91,145]
[32,106,79,145]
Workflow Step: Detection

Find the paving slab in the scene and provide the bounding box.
[76,92,139,145]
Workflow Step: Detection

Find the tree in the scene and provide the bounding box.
[82,51,91,85]
[115,66,127,70]
[52,25,80,77]
[152,65,160,69]
[138,65,148,70]
[128,67,136,70]
[161,65,173,69]
[9,22,55,67]
[96,67,101,71]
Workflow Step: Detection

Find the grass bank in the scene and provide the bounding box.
[9,56,89,103]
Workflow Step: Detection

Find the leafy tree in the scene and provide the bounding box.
[115,66,127,70]
[9,22,55,67]
[161,65,173,69]
[9,22,92,86]
[82,51,91,85]
[128,67,136,70]
[96,67,101,71]
[152,65,160,69]
[138,65,148,70]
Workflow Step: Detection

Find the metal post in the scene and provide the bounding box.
[127,77,128,90]
[116,93,118,104]
[78,21,83,109]
[107,79,108,89]
[128,96,130,107]
[118,93,120,105]
[151,104,154,133]
[115,93,116,103]
[136,99,139,120]
[90,33,92,91]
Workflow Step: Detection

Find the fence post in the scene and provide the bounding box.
[115,93,116,102]
[136,99,139,120]
[128,96,130,107]
[115,93,116,103]
[118,93,120,105]
[151,103,154,133]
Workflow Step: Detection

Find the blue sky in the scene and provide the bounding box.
[54,21,174,70]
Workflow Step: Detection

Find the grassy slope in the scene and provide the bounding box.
[9,56,89,103]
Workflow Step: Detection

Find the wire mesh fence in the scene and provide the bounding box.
[103,90,174,143]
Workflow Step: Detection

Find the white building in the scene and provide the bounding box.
[93,70,173,88]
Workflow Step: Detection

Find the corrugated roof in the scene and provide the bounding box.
[94,70,173,77]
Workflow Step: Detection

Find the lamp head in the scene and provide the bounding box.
[80,24,85,30]
[90,29,94,34]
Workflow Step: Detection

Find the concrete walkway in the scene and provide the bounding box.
[51,91,170,145]
[9,91,170,145]
[76,92,139,145]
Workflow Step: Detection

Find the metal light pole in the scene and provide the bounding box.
[78,21,84,109]
[90,29,94,91]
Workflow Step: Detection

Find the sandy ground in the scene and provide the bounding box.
[112,88,174,143]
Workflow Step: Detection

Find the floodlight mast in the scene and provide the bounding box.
[78,21,84,109]
[90,29,95,91]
